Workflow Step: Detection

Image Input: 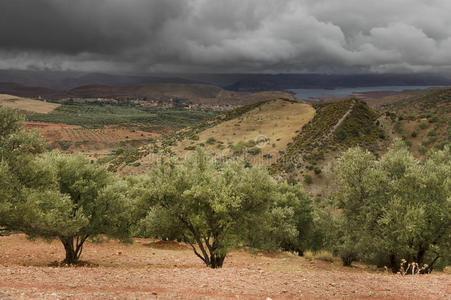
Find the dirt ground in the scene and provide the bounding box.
[0,234,449,299]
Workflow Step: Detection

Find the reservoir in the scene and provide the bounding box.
[288,86,445,100]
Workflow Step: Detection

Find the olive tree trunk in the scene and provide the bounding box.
[181,219,226,268]
[59,235,89,265]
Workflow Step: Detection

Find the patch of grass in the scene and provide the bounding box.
[304,174,313,184]
[303,250,335,262]
[314,250,335,263]
[303,250,314,260]
[418,122,428,130]
[418,145,427,154]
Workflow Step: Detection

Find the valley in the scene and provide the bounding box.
[1,82,450,300]
[1,85,449,195]
[2,2,451,298]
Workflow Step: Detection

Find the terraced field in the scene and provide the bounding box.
[25,122,156,156]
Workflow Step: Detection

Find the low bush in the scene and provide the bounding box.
[247,147,261,155]
[206,137,216,145]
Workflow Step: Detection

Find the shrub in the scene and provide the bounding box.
[419,122,428,130]
[304,174,313,184]
[231,142,245,155]
[247,147,261,155]
[206,137,216,145]
[429,115,439,123]
[418,145,427,154]
[57,140,72,151]
[245,140,257,147]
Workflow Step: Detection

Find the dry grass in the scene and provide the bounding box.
[170,99,315,165]
[0,94,60,113]
[303,250,335,263]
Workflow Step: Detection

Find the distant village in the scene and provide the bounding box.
[36,96,239,112]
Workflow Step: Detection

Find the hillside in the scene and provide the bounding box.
[384,88,451,157]
[108,99,315,173]
[0,94,60,113]
[0,83,67,99]
[69,83,225,101]
[169,99,315,163]
[69,83,296,106]
[106,98,390,193]
[0,80,295,106]
[273,99,387,194]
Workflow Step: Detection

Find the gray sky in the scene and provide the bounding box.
[1,0,451,74]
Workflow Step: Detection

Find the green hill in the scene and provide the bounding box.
[385,88,451,156]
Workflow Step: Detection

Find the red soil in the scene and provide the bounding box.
[0,234,449,299]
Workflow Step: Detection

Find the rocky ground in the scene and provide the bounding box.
[0,234,449,299]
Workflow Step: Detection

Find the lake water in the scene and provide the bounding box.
[288,86,444,100]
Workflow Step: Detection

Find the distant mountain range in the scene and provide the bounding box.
[0,80,296,106]
[0,70,201,90]
[222,73,451,91]
[0,69,450,92]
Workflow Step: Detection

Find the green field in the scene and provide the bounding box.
[26,102,217,131]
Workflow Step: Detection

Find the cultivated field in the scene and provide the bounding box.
[25,122,156,155]
[0,234,449,299]
[0,94,60,113]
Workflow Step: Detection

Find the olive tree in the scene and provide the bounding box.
[17,151,135,264]
[134,149,312,268]
[0,107,45,229]
[334,141,451,272]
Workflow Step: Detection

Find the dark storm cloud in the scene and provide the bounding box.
[0,0,185,55]
[1,0,451,73]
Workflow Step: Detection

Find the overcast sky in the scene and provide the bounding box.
[1,0,451,74]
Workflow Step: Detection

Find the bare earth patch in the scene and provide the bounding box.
[0,234,449,299]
